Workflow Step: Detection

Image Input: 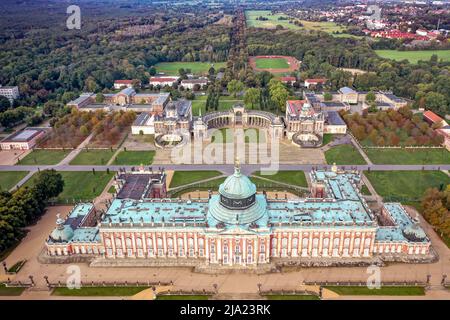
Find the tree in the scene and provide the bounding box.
[32,169,64,203]
[227,80,244,98]
[96,93,105,103]
[323,92,332,101]
[425,92,447,116]
[0,96,11,112]
[244,88,261,109]
[366,91,376,103]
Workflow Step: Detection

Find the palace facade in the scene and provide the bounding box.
[45,164,433,269]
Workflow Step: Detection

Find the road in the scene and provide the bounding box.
[1,164,450,176]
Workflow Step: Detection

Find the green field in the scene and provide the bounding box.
[322,134,335,146]
[0,171,29,191]
[325,286,425,296]
[375,50,450,64]
[365,148,450,165]
[253,170,307,188]
[169,170,223,188]
[169,177,227,198]
[52,286,149,296]
[70,150,116,165]
[154,61,226,76]
[255,58,289,69]
[211,128,265,143]
[113,151,155,165]
[325,144,367,165]
[17,150,71,165]
[0,283,26,296]
[191,96,244,115]
[245,10,301,30]
[296,19,345,34]
[24,171,115,203]
[364,170,450,205]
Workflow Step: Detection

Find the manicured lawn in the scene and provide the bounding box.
[245,10,301,30]
[211,128,265,143]
[364,170,450,204]
[154,62,226,76]
[156,295,211,300]
[253,171,307,187]
[255,58,289,69]
[361,185,371,196]
[0,283,26,296]
[170,177,227,198]
[52,286,149,296]
[375,49,450,64]
[325,286,425,296]
[265,294,319,300]
[113,151,155,165]
[70,150,116,165]
[169,170,223,188]
[17,149,70,165]
[325,144,366,165]
[0,171,28,191]
[322,134,334,146]
[365,148,450,165]
[24,171,115,203]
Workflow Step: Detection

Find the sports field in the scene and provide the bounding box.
[375,50,450,64]
[255,58,289,69]
[154,61,226,76]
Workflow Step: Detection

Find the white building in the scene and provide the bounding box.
[149,76,179,87]
[131,113,155,135]
[0,127,48,150]
[0,85,19,103]
[180,79,208,90]
[113,80,136,90]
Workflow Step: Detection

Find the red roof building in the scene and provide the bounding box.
[423,110,445,126]
[280,76,296,84]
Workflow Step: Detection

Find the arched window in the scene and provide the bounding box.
[125,238,132,248]
[292,238,298,249]
[188,238,194,249]
[344,238,350,248]
[167,238,173,249]
[323,238,329,248]
[333,238,340,248]
[198,238,204,249]
[282,238,288,248]
[115,238,122,247]
[136,238,142,248]
[302,238,309,248]
[105,238,111,247]
[313,238,319,248]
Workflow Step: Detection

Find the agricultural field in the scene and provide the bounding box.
[69,149,116,165]
[154,61,226,76]
[364,170,450,205]
[245,10,301,30]
[375,50,450,64]
[365,148,450,165]
[17,150,70,165]
[0,171,29,191]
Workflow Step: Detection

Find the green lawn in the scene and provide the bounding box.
[52,286,149,296]
[325,144,366,165]
[361,185,371,196]
[325,286,425,296]
[17,150,70,165]
[322,134,334,146]
[24,171,115,203]
[211,128,265,143]
[253,171,308,187]
[70,150,116,165]
[154,62,226,76]
[245,10,301,30]
[0,283,26,296]
[0,171,29,191]
[255,58,289,69]
[113,151,155,165]
[364,170,450,205]
[156,295,211,300]
[365,148,450,165]
[375,49,450,64]
[297,19,345,33]
[169,177,227,198]
[169,170,223,188]
[265,294,320,300]
[191,97,244,115]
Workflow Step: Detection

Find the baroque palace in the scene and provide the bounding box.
[44,162,434,270]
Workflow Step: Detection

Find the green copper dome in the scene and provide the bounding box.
[50,215,74,243]
[219,163,256,200]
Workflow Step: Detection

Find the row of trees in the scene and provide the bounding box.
[0,170,64,255]
[421,186,450,244]
[341,106,444,146]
